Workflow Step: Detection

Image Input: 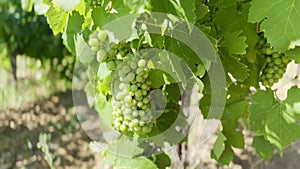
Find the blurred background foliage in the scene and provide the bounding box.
[0,0,75,109]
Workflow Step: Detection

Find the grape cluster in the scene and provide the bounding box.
[112,57,154,134]
[88,30,133,71]
[88,30,109,62]
[257,37,290,87]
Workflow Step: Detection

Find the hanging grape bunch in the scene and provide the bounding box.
[88,30,154,135]
[257,35,291,87]
[112,57,154,134]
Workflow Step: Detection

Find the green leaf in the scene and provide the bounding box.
[53,0,80,11]
[115,157,158,169]
[225,130,244,149]
[106,137,144,158]
[285,47,300,63]
[215,3,258,59]
[95,93,114,130]
[243,56,265,88]
[212,142,234,165]
[45,6,68,35]
[220,54,249,82]
[195,1,209,20]
[164,84,181,102]
[149,50,196,90]
[75,34,95,64]
[249,87,300,150]
[150,0,178,17]
[153,153,171,169]
[165,37,202,72]
[248,0,300,50]
[92,1,131,28]
[148,69,166,88]
[252,136,274,160]
[220,31,248,55]
[103,138,158,169]
[179,0,196,24]
[212,132,227,160]
[62,11,84,55]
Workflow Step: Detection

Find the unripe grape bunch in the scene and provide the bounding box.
[88,30,133,71]
[112,57,154,135]
[256,37,291,87]
[88,30,110,62]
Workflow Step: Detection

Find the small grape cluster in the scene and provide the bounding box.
[112,57,154,134]
[257,38,290,87]
[88,30,133,71]
[88,30,109,62]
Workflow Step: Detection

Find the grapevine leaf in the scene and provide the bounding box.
[179,0,196,24]
[252,136,274,160]
[195,0,209,20]
[212,132,227,160]
[106,138,144,158]
[53,0,80,11]
[243,56,265,88]
[148,69,167,88]
[62,11,84,55]
[221,0,237,8]
[212,142,234,165]
[285,47,300,63]
[164,84,181,102]
[103,138,157,169]
[249,87,300,150]
[149,50,196,90]
[95,93,114,130]
[75,34,95,64]
[220,31,248,55]
[153,153,171,169]
[115,157,158,169]
[92,1,131,28]
[150,0,196,24]
[224,130,244,149]
[215,3,258,60]
[150,0,178,18]
[248,0,300,50]
[165,37,202,72]
[97,63,111,81]
[84,81,96,107]
[45,6,68,35]
[220,54,249,82]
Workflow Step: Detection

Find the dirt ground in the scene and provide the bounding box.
[0,90,97,169]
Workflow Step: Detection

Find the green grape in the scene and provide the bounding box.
[111,57,154,134]
[257,35,291,87]
[264,48,273,55]
[107,61,116,70]
[97,30,108,41]
[97,50,107,62]
[274,58,282,65]
[88,38,99,48]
